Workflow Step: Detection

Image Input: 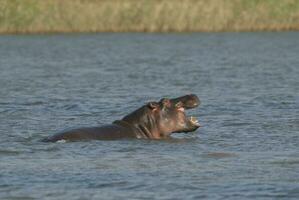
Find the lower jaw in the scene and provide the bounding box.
[177,126,199,133]
[188,124,200,131]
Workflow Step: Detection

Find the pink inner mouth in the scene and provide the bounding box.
[178,107,185,112]
[177,107,200,127]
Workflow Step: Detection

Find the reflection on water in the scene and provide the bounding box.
[0,32,299,199]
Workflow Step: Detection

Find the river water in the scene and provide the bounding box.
[0,32,298,199]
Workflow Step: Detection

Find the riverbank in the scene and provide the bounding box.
[0,0,299,34]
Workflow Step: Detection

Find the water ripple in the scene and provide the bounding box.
[0,32,299,199]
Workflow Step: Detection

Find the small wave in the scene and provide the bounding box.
[56,139,67,143]
[202,152,237,159]
[222,122,252,127]
[270,159,299,166]
[22,101,44,106]
[60,104,79,110]
[91,181,128,188]
[0,149,20,156]
[116,147,144,153]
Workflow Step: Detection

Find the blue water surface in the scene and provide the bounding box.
[0,32,299,199]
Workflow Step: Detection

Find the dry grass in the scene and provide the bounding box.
[0,0,299,33]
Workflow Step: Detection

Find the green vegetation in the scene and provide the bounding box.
[0,0,299,33]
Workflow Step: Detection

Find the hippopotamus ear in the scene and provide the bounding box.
[147,102,159,110]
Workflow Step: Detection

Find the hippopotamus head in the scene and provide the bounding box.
[120,94,201,139]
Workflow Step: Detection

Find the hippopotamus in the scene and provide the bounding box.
[42,94,201,142]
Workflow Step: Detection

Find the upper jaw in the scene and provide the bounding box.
[171,94,201,132]
[177,105,201,130]
[171,94,200,109]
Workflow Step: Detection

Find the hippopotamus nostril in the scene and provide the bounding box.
[189,94,200,104]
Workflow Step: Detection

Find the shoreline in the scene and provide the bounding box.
[1,29,298,35]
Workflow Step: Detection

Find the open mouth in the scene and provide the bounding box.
[178,107,201,127]
[172,94,201,129]
[190,116,201,127]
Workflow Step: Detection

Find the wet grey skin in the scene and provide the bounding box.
[42,94,201,142]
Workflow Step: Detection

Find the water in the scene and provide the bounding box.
[0,32,298,199]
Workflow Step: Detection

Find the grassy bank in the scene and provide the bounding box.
[0,0,299,33]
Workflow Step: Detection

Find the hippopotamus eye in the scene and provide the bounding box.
[161,98,171,108]
[175,101,183,108]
